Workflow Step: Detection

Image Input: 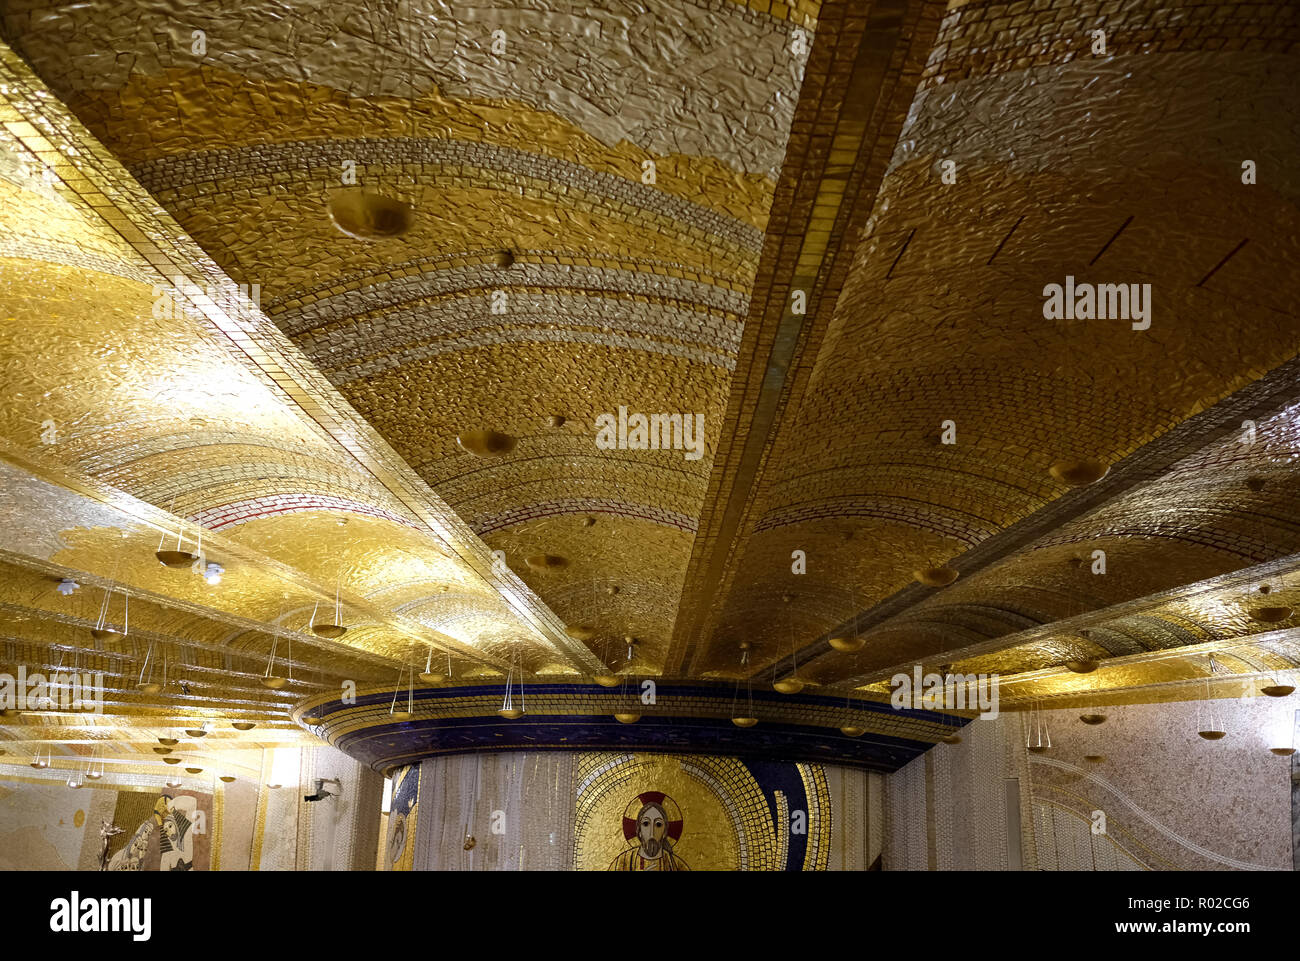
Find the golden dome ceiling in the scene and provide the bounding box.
[0,0,1298,776]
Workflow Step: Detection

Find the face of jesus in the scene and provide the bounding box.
[637,803,668,858]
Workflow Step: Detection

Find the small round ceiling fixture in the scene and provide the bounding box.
[828,636,865,653]
[840,725,866,737]
[614,713,640,724]
[772,678,804,694]
[592,674,620,687]
[730,717,759,728]
[1245,475,1266,492]
[1049,459,1109,486]
[1066,660,1099,674]
[328,189,415,240]
[495,249,516,268]
[232,722,256,731]
[185,767,203,774]
[1260,684,1295,698]
[456,429,517,458]
[1269,747,1296,757]
[545,414,565,428]
[914,566,959,587]
[311,623,348,639]
[155,550,197,569]
[164,757,182,765]
[1250,584,1292,624]
[525,554,568,571]
[1197,730,1227,741]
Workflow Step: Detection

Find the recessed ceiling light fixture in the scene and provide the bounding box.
[328,189,414,240]
[1049,459,1109,486]
[456,429,517,457]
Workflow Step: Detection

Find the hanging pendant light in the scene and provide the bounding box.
[84,748,104,781]
[232,721,256,731]
[136,640,162,694]
[1026,700,1051,754]
[498,651,525,719]
[612,646,640,723]
[1197,659,1227,740]
[1078,668,1106,725]
[389,665,414,720]
[773,608,804,693]
[90,585,124,640]
[30,746,49,769]
[1250,584,1293,624]
[261,634,287,689]
[311,581,348,638]
[155,512,200,569]
[730,649,758,727]
[419,649,451,684]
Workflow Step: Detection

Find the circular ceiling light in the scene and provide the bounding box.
[525,554,568,571]
[1049,459,1109,486]
[914,566,959,587]
[184,729,207,738]
[772,678,804,694]
[327,189,414,240]
[164,757,182,765]
[456,429,517,457]
[1065,660,1099,674]
[730,717,759,728]
[155,550,197,569]
[495,249,516,268]
[1251,606,1293,624]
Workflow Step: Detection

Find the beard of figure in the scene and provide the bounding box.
[641,835,663,857]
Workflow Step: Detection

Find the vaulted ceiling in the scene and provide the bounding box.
[1,0,1298,778]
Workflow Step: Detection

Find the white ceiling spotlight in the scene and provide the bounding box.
[203,562,223,586]
[56,579,79,596]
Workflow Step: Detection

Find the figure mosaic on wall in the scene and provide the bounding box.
[609,791,689,871]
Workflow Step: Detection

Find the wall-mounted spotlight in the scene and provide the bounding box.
[204,562,223,586]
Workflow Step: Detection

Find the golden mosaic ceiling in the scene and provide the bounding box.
[1,0,1299,778]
